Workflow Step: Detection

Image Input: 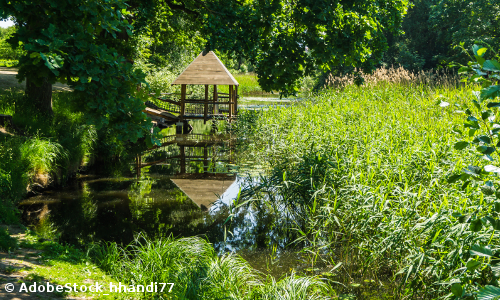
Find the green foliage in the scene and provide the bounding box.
[443,44,500,298]
[89,235,331,299]
[0,227,18,251]
[0,90,97,220]
[382,0,447,71]
[234,79,488,297]
[0,59,18,67]
[20,137,67,175]
[382,0,500,72]
[0,26,24,61]
[205,0,409,96]
[430,0,500,65]
[0,0,155,145]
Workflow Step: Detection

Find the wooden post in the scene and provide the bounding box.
[180,84,186,120]
[204,85,209,124]
[213,85,218,115]
[203,146,208,173]
[176,122,183,134]
[136,154,142,177]
[180,146,186,174]
[228,85,233,119]
[234,86,238,115]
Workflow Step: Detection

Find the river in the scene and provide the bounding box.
[18,97,310,278]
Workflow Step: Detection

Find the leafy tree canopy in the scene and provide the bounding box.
[0,0,153,144]
[0,0,410,143]
[430,0,500,63]
[203,0,409,95]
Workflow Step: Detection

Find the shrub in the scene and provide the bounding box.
[0,227,18,251]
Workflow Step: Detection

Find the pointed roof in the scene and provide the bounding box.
[172,51,239,86]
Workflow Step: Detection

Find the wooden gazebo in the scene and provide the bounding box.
[172,50,239,123]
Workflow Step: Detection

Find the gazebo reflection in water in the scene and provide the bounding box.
[136,132,237,211]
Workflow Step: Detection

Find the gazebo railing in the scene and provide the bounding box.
[150,97,234,117]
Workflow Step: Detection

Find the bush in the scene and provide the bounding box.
[0,227,18,251]
[0,60,19,67]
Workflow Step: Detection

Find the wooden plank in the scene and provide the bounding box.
[180,146,186,174]
[173,78,239,85]
[204,146,208,174]
[143,107,179,121]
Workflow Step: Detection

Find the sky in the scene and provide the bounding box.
[0,19,14,28]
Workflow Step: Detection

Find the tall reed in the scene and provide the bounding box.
[323,66,460,89]
[234,80,487,297]
[89,235,331,299]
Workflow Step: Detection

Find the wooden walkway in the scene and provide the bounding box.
[146,92,236,122]
[143,107,179,122]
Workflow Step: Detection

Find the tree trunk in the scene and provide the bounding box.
[26,76,53,115]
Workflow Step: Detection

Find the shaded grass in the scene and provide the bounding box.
[0,90,97,223]
[234,82,488,297]
[15,230,124,299]
[0,227,18,251]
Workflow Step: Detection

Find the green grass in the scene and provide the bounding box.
[233,73,265,95]
[89,235,332,299]
[16,230,124,299]
[234,81,491,297]
[0,90,97,222]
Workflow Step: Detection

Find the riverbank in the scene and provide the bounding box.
[1,223,333,299]
[0,88,97,224]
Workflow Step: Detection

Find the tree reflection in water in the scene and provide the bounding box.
[19,126,299,257]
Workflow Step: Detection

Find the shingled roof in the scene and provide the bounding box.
[171,51,239,86]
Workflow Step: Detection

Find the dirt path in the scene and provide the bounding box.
[0,226,83,300]
[0,67,71,91]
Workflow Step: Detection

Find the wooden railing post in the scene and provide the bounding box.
[180,84,186,120]
[228,85,233,119]
[204,85,209,123]
[180,146,186,174]
[234,86,238,115]
[213,85,218,115]
[203,146,208,173]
